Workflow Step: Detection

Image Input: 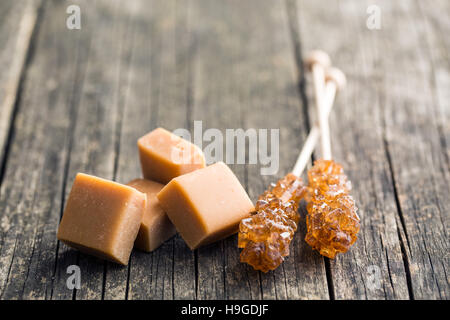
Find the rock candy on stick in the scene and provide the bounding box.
[238,173,306,272]
[305,60,360,258]
[305,159,360,258]
[238,52,339,272]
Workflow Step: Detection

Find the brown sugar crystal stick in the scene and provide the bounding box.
[304,65,361,259]
[237,65,342,272]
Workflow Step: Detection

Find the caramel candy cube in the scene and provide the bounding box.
[57,173,146,265]
[157,162,254,249]
[127,179,176,252]
[138,127,206,184]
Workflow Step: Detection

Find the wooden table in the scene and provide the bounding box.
[0,0,448,300]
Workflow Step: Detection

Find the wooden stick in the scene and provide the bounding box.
[324,67,346,117]
[314,66,347,161]
[292,67,346,177]
[314,66,332,160]
[305,51,332,160]
[292,84,333,177]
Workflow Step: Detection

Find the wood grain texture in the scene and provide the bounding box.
[186,0,330,300]
[0,0,88,300]
[123,0,196,300]
[53,0,138,300]
[378,0,449,299]
[0,0,41,181]
[295,0,449,299]
[0,0,448,300]
[295,0,411,299]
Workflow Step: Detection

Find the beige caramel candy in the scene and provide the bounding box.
[138,127,206,184]
[157,162,254,249]
[127,179,176,252]
[57,173,146,265]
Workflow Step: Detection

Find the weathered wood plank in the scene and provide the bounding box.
[378,0,449,299]
[51,0,134,300]
[101,0,140,301]
[189,0,253,299]
[1,0,446,300]
[0,0,90,300]
[416,0,449,168]
[123,0,196,300]
[189,0,329,299]
[295,0,410,299]
[0,0,41,182]
[414,1,449,298]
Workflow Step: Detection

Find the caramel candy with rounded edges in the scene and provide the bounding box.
[57,173,146,265]
[127,179,176,252]
[157,162,254,249]
[138,127,206,184]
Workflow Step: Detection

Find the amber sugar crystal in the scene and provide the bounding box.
[305,159,360,259]
[238,173,306,272]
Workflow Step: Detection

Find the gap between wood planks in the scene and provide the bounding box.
[0,1,44,189]
[47,1,94,300]
[383,132,414,299]
[0,0,44,300]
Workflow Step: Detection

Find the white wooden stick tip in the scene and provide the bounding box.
[325,67,346,91]
[305,50,331,71]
